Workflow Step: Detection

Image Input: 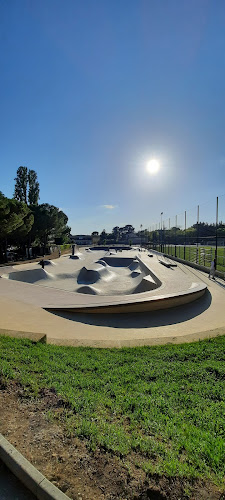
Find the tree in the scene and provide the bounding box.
[100,229,107,243]
[0,192,32,262]
[124,224,135,234]
[9,210,34,257]
[30,204,70,249]
[14,166,40,205]
[14,166,28,204]
[28,170,40,205]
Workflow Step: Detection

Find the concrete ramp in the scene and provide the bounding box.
[132,275,159,293]
[40,260,56,266]
[77,285,100,295]
[130,271,142,278]
[2,269,55,284]
[101,257,134,267]
[95,259,108,267]
[128,260,140,271]
[77,265,113,284]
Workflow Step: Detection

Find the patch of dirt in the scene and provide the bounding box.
[0,379,224,500]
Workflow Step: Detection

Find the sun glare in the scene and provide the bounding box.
[146,158,160,175]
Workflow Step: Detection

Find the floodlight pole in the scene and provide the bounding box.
[160,212,163,252]
[216,196,218,260]
[196,205,199,263]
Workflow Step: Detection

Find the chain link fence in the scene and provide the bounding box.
[148,195,225,273]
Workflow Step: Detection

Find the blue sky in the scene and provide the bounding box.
[1,0,225,233]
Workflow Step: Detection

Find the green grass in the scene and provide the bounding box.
[1,336,225,484]
[59,243,71,251]
[156,245,225,272]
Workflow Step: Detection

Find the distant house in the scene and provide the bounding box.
[70,234,92,246]
[125,232,148,245]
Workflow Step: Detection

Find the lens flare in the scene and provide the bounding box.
[146,159,160,175]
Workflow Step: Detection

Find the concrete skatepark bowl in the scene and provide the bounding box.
[3,247,225,348]
[0,248,207,314]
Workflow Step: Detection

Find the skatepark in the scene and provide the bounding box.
[0,247,224,347]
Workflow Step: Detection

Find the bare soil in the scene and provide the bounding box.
[0,379,224,500]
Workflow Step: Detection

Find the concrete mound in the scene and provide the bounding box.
[39,260,56,266]
[101,257,134,267]
[2,268,54,284]
[77,285,100,295]
[130,271,142,278]
[128,259,140,271]
[57,273,76,280]
[132,275,159,293]
[95,259,108,267]
[70,255,80,260]
[77,265,113,285]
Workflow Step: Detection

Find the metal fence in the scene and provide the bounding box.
[151,244,225,273]
[148,194,225,264]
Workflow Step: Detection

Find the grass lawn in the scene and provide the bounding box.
[0,335,225,488]
[156,245,225,272]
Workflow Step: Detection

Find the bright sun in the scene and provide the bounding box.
[146,158,160,175]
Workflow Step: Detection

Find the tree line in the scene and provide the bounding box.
[0,167,70,263]
[92,222,225,246]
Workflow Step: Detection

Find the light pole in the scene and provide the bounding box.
[140,224,143,250]
[160,212,163,252]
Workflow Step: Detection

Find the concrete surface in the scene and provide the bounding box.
[0,248,224,346]
[0,250,206,313]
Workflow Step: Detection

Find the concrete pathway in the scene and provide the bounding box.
[0,256,225,347]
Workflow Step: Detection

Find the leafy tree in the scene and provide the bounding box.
[14,166,39,205]
[28,170,40,205]
[100,229,107,243]
[9,210,34,258]
[14,166,28,204]
[30,204,70,250]
[124,224,135,234]
[0,192,32,262]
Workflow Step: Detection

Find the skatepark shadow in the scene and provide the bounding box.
[49,290,212,329]
[214,279,225,290]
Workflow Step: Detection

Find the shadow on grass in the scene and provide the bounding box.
[48,289,212,330]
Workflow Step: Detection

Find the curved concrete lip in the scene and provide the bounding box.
[0,250,207,314]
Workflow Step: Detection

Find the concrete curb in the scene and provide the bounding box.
[0,434,71,500]
[0,328,46,343]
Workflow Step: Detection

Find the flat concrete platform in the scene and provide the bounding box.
[0,250,224,347]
